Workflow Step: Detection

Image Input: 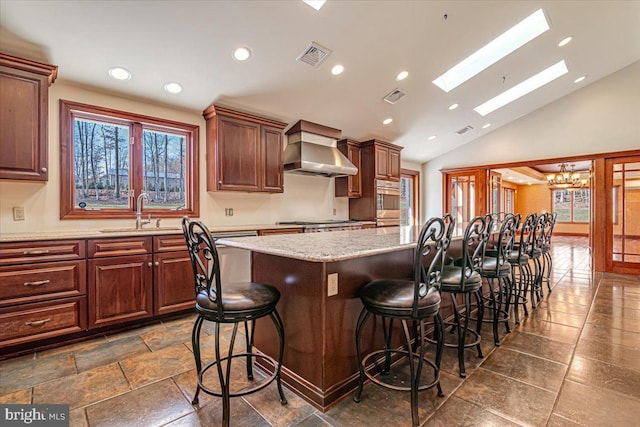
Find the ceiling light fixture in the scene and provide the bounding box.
[432,8,549,93]
[558,36,573,47]
[396,71,409,81]
[449,103,459,110]
[383,118,393,125]
[303,0,326,10]
[482,123,492,129]
[164,82,183,94]
[474,60,568,116]
[108,67,131,80]
[546,163,588,188]
[233,47,251,61]
[331,64,344,75]
[574,75,586,83]
[428,135,436,141]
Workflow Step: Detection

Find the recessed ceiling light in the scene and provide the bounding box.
[432,8,549,93]
[164,82,182,94]
[108,67,131,81]
[574,75,586,83]
[528,183,532,185]
[558,36,573,47]
[383,118,393,125]
[427,135,436,141]
[233,47,251,61]
[482,123,492,129]
[331,64,344,75]
[474,60,568,116]
[449,103,459,110]
[303,0,326,10]
[396,71,409,81]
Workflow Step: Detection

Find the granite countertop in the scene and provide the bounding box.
[0,223,305,243]
[217,226,430,262]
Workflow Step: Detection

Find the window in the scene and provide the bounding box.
[60,100,199,219]
[552,189,590,223]
[400,169,420,226]
[503,188,515,214]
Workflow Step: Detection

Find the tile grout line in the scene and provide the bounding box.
[545,269,603,426]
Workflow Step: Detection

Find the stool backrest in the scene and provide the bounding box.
[484,213,519,275]
[516,213,537,258]
[544,212,558,247]
[531,213,547,254]
[413,215,452,317]
[182,217,223,318]
[457,215,489,291]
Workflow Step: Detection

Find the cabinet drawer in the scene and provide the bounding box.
[0,240,85,266]
[0,260,86,307]
[258,228,304,236]
[88,237,151,258]
[154,235,187,253]
[0,297,86,348]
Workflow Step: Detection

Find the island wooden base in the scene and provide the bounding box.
[251,249,455,411]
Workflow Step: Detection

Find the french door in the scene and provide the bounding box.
[605,155,640,274]
[443,169,487,228]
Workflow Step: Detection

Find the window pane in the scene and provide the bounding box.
[572,189,590,222]
[400,176,413,226]
[73,118,130,210]
[142,129,187,209]
[553,189,571,222]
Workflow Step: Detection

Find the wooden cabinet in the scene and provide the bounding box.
[0,53,57,181]
[372,140,401,182]
[335,139,362,198]
[204,105,286,193]
[257,228,304,236]
[152,235,194,315]
[87,237,153,328]
[0,239,86,349]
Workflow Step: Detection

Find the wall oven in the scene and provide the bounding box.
[376,180,400,227]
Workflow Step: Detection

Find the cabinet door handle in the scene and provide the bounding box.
[41,167,48,173]
[148,262,153,268]
[154,261,159,266]
[24,280,50,287]
[25,318,51,327]
[23,250,50,255]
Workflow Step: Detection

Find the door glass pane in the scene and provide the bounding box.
[400,176,413,226]
[73,117,130,210]
[612,162,640,264]
[142,129,187,209]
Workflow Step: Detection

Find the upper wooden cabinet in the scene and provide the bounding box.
[370,140,402,182]
[204,105,286,192]
[335,139,362,198]
[0,53,57,182]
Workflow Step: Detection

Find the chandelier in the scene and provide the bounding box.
[546,163,588,189]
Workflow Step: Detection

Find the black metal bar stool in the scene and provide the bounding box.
[528,213,547,305]
[182,217,286,427]
[541,212,557,293]
[438,215,488,378]
[479,214,518,345]
[353,216,449,427]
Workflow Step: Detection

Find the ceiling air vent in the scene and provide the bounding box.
[456,125,474,135]
[296,42,331,68]
[383,88,407,104]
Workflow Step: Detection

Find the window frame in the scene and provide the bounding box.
[60,100,199,220]
[551,188,590,224]
[400,168,420,226]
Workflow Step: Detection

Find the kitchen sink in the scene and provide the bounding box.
[98,227,181,233]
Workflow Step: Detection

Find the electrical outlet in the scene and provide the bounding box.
[225,208,234,216]
[327,273,338,297]
[13,206,25,221]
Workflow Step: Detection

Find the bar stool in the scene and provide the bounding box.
[528,213,547,305]
[505,213,530,324]
[479,214,518,345]
[182,217,286,427]
[541,212,557,293]
[438,215,488,378]
[353,216,449,427]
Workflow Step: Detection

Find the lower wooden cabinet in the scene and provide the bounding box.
[88,254,153,328]
[153,251,194,315]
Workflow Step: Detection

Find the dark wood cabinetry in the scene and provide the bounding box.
[204,105,286,193]
[373,140,401,181]
[257,228,304,236]
[335,139,362,198]
[0,53,57,181]
[152,235,194,315]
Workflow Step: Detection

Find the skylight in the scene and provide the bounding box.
[432,8,550,93]
[303,0,326,11]
[474,60,568,116]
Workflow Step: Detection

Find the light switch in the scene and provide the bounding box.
[13,206,25,221]
[327,273,338,297]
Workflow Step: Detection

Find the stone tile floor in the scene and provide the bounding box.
[1,237,639,426]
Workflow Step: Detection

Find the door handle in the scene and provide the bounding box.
[25,318,51,327]
[24,280,50,287]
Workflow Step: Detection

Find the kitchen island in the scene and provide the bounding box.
[217,226,466,410]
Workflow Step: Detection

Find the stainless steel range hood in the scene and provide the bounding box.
[283,127,357,178]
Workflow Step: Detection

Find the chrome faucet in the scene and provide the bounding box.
[136,192,151,229]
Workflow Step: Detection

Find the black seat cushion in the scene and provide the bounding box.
[529,248,542,258]
[196,282,280,318]
[440,265,482,293]
[507,250,529,264]
[359,279,441,318]
[480,257,511,277]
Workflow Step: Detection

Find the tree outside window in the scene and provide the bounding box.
[60,100,199,219]
[552,189,590,223]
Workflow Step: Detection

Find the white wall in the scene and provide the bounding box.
[422,60,640,218]
[0,82,348,234]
